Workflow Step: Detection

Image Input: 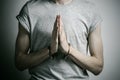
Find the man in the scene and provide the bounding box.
[15,0,104,80]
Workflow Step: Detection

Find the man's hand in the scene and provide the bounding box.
[58,15,69,54]
[50,15,59,54]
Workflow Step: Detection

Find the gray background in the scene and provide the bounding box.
[0,0,120,80]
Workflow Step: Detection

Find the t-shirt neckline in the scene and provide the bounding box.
[48,0,76,7]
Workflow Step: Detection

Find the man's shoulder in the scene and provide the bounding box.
[24,0,47,8]
[76,0,95,6]
[76,0,98,14]
[76,0,96,8]
[23,0,49,13]
[25,0,40,6]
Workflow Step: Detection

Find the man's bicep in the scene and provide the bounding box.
[88,24,103,61]
[15,23,30,55]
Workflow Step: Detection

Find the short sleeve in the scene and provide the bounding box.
[89,5,103,33]
[16,3,30,33]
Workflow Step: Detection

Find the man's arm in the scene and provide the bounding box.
[15,15,59,71]
[15,23,50,71]
[58,16,103,75]
[68,24,104,75]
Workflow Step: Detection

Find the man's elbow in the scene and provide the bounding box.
[15,59,26,71]
[93,62,104,76]
[15,63,26,71]
[93,66,103,75]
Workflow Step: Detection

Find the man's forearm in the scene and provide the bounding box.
[15,48,50,71]
[68,46,103,75]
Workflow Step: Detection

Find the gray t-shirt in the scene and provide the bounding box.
[17,0,102,80]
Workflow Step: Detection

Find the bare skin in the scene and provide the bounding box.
[53,0,73,5]
[15,0,103,75]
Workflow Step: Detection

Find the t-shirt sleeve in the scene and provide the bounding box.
[89,5,103,33]
[16,3,30,33]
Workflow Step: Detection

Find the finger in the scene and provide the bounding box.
[57,15,60,28]
[52,15,60,40]
[59,16,64,28]
[55,15,60,39]
[58,17,67,43]
[59,16,63,37]
[53,15,59,34]
[58,16,62,42]
[53,29,58,40]
[55,30,58,40]
[53,16,58,31]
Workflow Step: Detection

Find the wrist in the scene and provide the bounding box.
[48,46,53,59]
[65,43,71,59]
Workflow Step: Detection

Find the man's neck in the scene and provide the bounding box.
[53,0,73,5]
